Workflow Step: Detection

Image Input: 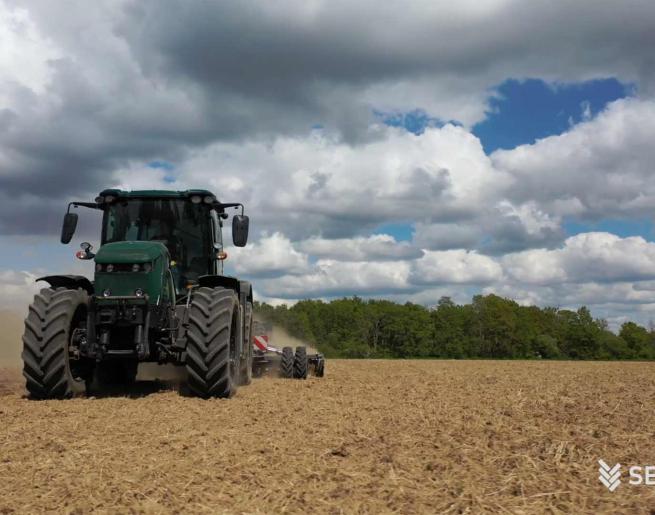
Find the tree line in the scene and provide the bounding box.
[254,294,655,360]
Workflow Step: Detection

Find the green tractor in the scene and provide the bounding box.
[21,189,255,399]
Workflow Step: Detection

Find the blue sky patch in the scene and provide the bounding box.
[148,160,175,171]
[374,222,414,241]
[377,109,446,135]
[474,78,631,153]
[148,160,176,183]
[564,218,654,241]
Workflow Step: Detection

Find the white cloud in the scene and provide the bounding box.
[2,1,655,328]
[504,232,655,285]
[264,259,413,298]
[134,124,507,243]
[228,232,309,278]
[411,250,503,285]
[493,98,655,220]
[413,222,480,251]
[299,234,423,261]
[0,4,60,98]
[235,232,655,328]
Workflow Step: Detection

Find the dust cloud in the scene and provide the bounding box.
[137,363,187,383]
[270,324,318,354]
[0,311,24,368]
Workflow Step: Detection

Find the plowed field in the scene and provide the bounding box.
[1,360,655,514]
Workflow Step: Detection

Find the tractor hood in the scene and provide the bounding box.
[95,241,169,264]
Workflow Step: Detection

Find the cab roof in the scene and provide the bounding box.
[99,189,216,199]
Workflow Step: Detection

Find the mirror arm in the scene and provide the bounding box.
[214,202,244,216]
[67,201,103,214]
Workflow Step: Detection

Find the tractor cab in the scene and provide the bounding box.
[100,191,217,293]
[62,189,249,295]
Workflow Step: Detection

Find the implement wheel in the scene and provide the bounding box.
[280,346,294,378]
[293,346,308,379]
[22,287,93,399]
[315,357,325,378]
[185,287,241,398]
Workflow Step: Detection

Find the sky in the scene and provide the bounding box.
[1,0,655,329]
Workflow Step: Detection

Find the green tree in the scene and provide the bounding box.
[253,295,649,361]
[619,322,654,359]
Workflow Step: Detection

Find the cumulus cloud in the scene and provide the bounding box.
[411,250,503,285]
[493,98,655,221]
[0,3,59,99]
[2,1,655,326]
[122,124,507,242]
[1,0,655,233]
[503,232,655,285]
[299,234,423,261]
[262,259,413,299]
[246,232,655,328]
[228,232,309,278]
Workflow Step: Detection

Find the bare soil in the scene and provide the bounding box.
[1,360,654,514]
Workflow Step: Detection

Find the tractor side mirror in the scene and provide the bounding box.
[61,213,78,244]
[232,215,249,247]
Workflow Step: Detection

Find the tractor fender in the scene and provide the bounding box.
[197,276,252,300]
[239,280,253,304]
[37,275,94,294]
[198,274,239,293]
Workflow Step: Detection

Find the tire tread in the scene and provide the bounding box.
[184,287,238,398]
[21,287,88,399]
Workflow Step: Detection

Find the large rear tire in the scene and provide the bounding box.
[22,288,92,399]
[293,346,308,379]
[240,301,253,386]
[280,346,294,378]
[185,287,241,398]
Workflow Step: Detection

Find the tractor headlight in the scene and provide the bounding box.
[102,289,111,297]
[106,264,114,273]
[143,263,152,273]
[132,263,141,272]
[95,263,103,272]
[190,195,202,204]
[203,195,215,204]
[134,288,145,297]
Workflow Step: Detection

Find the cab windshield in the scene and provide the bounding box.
[102,199,213,289]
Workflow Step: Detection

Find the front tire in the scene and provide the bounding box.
[185,287,241,398]
[22,288,92,399]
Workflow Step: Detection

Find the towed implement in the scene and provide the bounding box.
[22,189,256,399]
[251,321,325,379]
